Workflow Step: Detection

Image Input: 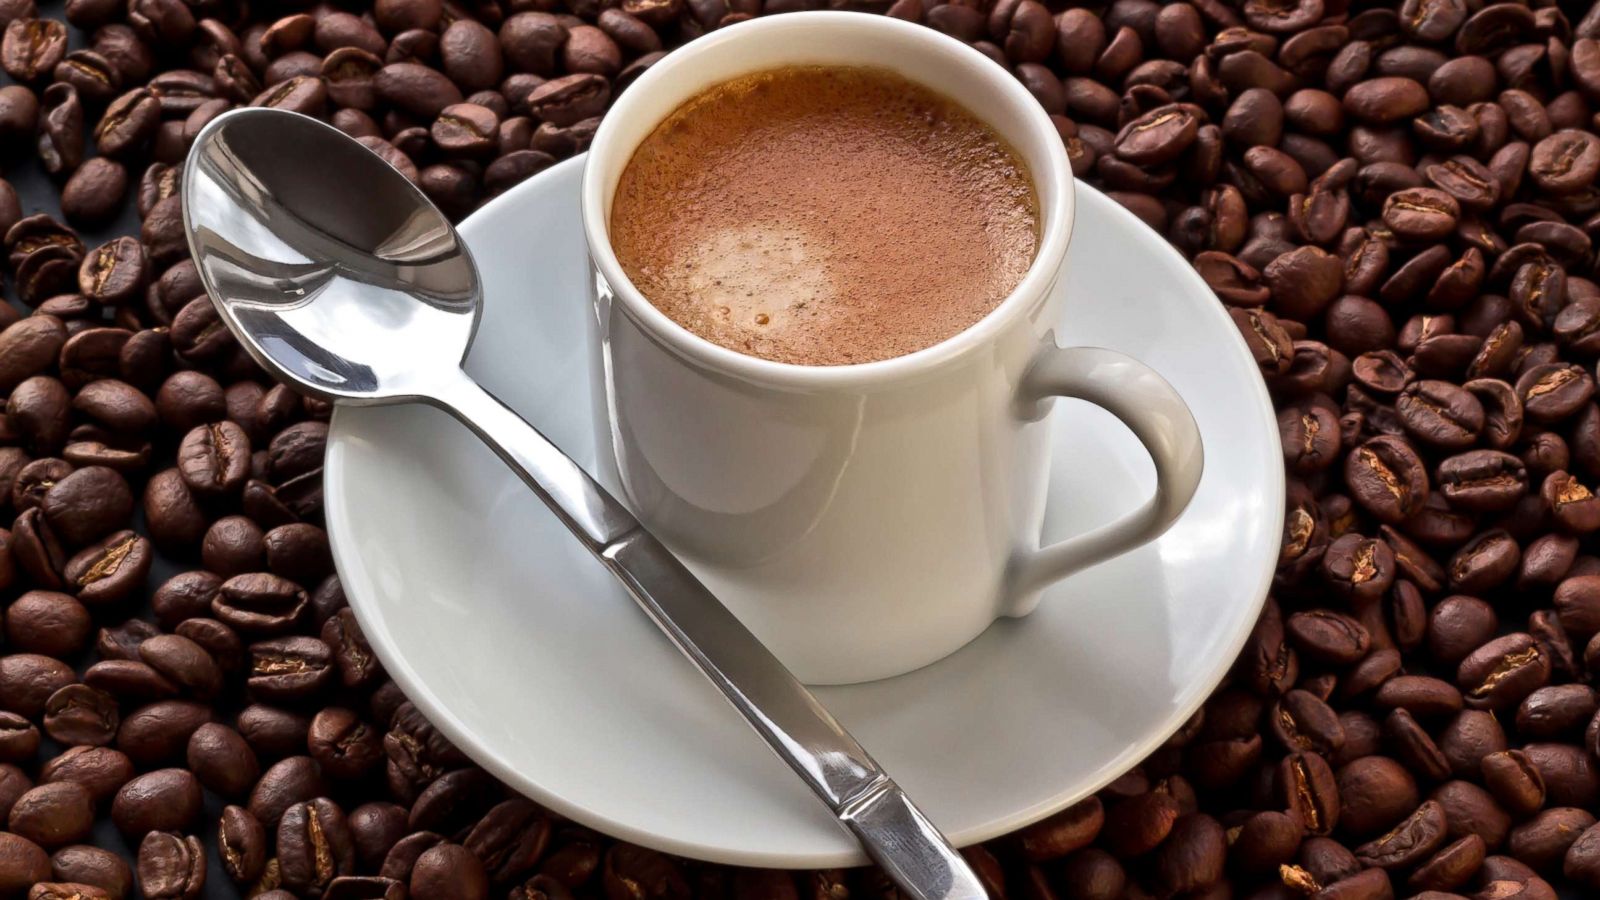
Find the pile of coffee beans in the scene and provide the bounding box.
[3,0,1600,895]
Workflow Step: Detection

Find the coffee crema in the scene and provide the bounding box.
[608,65,1040,366]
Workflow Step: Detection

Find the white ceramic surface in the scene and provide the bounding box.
[581,13,1203,685]
[324,155,1283,868]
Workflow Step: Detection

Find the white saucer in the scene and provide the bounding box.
[323,156,1284,868]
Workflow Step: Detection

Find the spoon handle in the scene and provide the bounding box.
[433,370,986,900]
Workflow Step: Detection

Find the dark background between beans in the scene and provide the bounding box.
[2,0,1600,896]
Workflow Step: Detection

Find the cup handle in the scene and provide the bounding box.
[1002,345,1205,616]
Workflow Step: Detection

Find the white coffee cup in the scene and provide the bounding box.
[581,11,1204,685]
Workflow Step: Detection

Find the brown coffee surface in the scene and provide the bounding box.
[609,65,1039,366]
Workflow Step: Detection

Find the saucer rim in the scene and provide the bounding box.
[324,152,1284,867]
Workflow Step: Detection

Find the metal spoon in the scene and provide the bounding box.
[183,107,986,900]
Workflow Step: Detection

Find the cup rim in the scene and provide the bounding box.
[580,11,1075,387]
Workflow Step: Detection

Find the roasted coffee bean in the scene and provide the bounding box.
[1431,778,1510,852]
[307,707,382,781]
[1279,751,1339,836]
[1411,833,1486,891]
[12,507,68,590]
[1097,791,1178,858]
[38,746,132,805]
[445,798,541,885]
[1428,595,1499,665]
[213,572,308,635]
[1286,609,1371,664]
[110,769,201,839]
[1449,529,1521,593]
[0,83,36,144]
[1529,130,1600,194]
[1147,813,1224,894]
[135,832,204,900]
[95,619,160,663]
[237,704,311,759]
[1557,574,1600,637]
[0,653,76,719]
[0,713,39,764]
[1114,104,1200,167]
[412,843,488,899]
[77,240,145,309]
[186,723,258,799]
[175,619,241,674]
[137,635,220,700]
[1434,709,1507,781]
[218,805,266,884]
[1321,533,1395,600]
[63,529,150,606]
[0,832,52,898]
[1227,809,1301,877]
[48,846,132,899]
[116,700,210,767]
[1509,807,1596,872]
[1338,755,1420,837]
[252,75,325,117]
[59,329,131,393]
[1343,648,1402,701]
[1438,451,1527,512]
[37,84,83,177]
[42,684,117,746]
[1397,380,1483,449]
[7,782,94,847]
[0,317,67,394]
[278,798,354,894]
[247,636,333,701]
[54,48,119,105]
[148,572,219,629]
[1353,800,1448,868]
[1520,364,1595,424]
[1565,821,1600,888]
[248,756,325,830]
[1016,797,1103,862]
[94,88,158,158]
[176,420,250,497]
[343,803,407,873]
[437,19,501,90]
[156,373,225,436]
[1377,675,1465,718]
[2,17,65,82]
[9,377,73,456]
[433,102,499,156]
[1284,405,1347,476]
[1510,262,1568,333]
[1270,689,1343,755]
[1344,436,1428,521]
[38,465,131,548]
[498,12,563,75]
[1530,609,1580,680]
[4,590,90,658]
[1543,472,1600,533]
[374,62,461,118]
[1388,708,1452,782]
[1458,633,1551,710]
[1522,743,1600,808]
[1517,685,1597,739]
[199,515,263,577]
[378,830,443,882]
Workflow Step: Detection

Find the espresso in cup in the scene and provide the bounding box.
[608,65,1039,366]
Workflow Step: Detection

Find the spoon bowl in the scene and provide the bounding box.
[182,108,480,404]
